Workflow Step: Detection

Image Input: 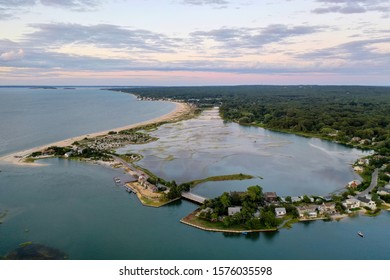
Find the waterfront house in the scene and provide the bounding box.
[353,166,364,173]
[149,185,158,193]
[64,151,73,158]
[138,175,146,184]
[228,206,242,216]
[318,202,336,215]
[343,198,360,209]
[347,180,361,189]
[264,192,278,203]
[351,137,361,143]
[357,196,376,210]
[275,207,286,217]
[297,205,317,218]
[358,158,370,166]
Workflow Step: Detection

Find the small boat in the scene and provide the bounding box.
[242,232,248,235]
[357,231,364,237]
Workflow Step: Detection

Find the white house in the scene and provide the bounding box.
[357,196,376,210]
[64,151,73,158]
[353,166,364,173]
[275,207,286,217]
[228,206,242,216]
[377,187,390,195]
[291,196,301,203]
[297,205,318,218]
[343,198,361,209]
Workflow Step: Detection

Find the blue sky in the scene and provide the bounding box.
[0,0,389,85]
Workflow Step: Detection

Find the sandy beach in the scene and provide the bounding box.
[0,101,191,166]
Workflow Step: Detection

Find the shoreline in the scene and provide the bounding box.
[0,101,191,166]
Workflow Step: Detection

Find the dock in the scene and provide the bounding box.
[181,192,207,204]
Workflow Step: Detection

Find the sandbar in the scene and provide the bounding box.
[0,101,191,166]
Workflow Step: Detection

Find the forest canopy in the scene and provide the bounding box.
[114,85,390,154]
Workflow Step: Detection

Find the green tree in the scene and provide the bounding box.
[246,185,263,203]
[302,195,311,204]
[220,192,231,210]
[260,210,279,228]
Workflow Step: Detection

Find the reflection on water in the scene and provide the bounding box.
[119,108,368,197]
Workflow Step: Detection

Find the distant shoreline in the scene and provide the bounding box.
[0,101,191,166]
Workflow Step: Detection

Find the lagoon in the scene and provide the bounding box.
[119,108,367,197]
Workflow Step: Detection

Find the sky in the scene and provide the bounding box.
[0,0,389,86]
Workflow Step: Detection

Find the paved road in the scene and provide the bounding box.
[358,168,379,197]
[113,155,144,178]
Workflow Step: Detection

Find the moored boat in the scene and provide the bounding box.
[358,231,364,237]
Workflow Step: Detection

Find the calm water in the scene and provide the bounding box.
[0,89,389,260]
[0,87,175,156]
[119,108,367,197]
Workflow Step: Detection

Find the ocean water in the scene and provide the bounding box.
[0,87,175,156]
[0,88,389,260]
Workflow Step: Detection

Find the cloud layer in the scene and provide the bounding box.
[1,1,389,85]
[313,0,390,14]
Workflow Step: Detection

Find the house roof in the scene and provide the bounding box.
[265,192,277,198]
[378,187,390,193]
[297,205,317,212]
[228,206,242,210]
[357,196,371,203]
[275,207,286,212]
[346,198,360,203]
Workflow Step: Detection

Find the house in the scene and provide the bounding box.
[353,166,364,173]
[297,205,318,218]
[291,196,301,203]
[149,185,158,193]
[358,158,370,165]
[377,187,390,195]
[351,137,361,143]
[343,198,360,209]
[275,207,286,217]
[347,180,361,189]
[322,196,333,202]
[318,202,336,214]
[264,192,278,203]
[138,175,147,184]
[357,196,376,210]
[64,151,73,158]
[228,206,242,216]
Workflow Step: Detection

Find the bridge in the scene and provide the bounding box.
[181,192,207,204]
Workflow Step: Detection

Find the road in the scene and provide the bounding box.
[112,155,144,178]
[358,168,379,197]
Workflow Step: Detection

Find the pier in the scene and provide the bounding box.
[181,192,207,204]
